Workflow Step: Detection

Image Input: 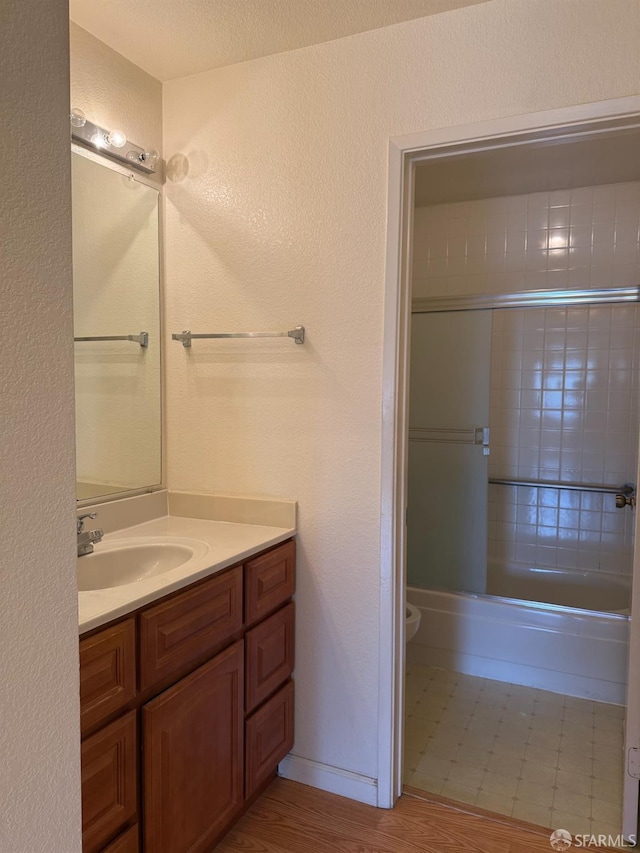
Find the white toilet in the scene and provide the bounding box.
[405,603,421,643]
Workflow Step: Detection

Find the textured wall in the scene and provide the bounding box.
[0,2,81,850]
[70,22,162,177]
[163,0,640,787]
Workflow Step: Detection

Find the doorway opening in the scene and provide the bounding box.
[380,98,640,842]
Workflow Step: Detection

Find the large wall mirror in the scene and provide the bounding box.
[72,150,161,502]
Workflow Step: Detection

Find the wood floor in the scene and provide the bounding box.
[215,777,589,852]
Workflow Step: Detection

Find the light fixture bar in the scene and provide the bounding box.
[71,117,157,175]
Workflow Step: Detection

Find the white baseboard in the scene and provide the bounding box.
[278,754,378,806]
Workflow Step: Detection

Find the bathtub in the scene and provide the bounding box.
[486,559,631,613]
[407,564,630,704]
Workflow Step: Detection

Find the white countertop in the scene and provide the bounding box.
[78,515,295,634]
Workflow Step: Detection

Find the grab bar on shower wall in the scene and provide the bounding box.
[489,477,636,508]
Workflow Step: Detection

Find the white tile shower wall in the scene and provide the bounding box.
[487,305,640,576]
[412,182,640,299]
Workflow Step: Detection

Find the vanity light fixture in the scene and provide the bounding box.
[70,108,158,175]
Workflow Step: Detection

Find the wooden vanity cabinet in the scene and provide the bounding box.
[79,538,295,853]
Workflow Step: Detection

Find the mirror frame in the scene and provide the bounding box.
[72,142,165,507]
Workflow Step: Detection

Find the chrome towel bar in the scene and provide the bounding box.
[74,332,149,348]
[172,325,305,348]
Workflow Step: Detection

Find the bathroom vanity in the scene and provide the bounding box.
[79,534,295,853]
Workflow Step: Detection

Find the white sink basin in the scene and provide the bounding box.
[77,537,210,591]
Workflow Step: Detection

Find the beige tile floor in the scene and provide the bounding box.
[404,664,624,838]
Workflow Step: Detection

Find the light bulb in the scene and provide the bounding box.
[70,108,86,128]
[144,148,159,165]
[108,129,127,148]
[126,150,141,163]
[90,131,107,148]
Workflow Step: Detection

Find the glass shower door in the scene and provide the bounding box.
[407,310,492,594]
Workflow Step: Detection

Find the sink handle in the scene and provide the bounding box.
[77,512,97,534]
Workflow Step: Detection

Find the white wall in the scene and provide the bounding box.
[163,0,640,795]
[0,2,81,850]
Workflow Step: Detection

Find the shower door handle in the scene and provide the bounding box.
[474,427,490,456]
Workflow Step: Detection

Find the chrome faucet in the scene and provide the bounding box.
[77,512,103,557]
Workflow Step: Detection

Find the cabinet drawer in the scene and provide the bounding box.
[81,711,137,853]
[245,602,295,714]
[139,566,242,692]
[245,680,294,799]
[102,824,139,853]
[245,540,295,628]
[80,619,136,735]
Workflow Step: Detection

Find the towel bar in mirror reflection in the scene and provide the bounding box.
[74,332,149,348]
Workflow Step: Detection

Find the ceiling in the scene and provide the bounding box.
[414,129,640,207]
[69,0,489,82]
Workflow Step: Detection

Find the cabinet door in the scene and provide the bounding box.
[81,711,137,853]
[143,641,244,853]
